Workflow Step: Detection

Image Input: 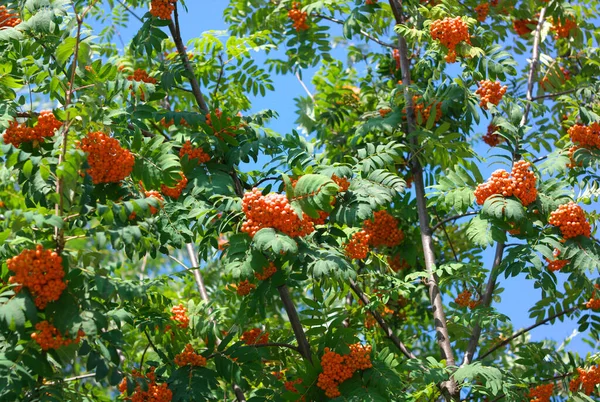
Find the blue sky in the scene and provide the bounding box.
[94,2,597,359]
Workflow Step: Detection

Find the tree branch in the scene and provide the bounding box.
[248,342,301,353]
[461,8,547,368]
[348,278,415,359]
[295,71,314,101]
[432,212,478,232]
[168,5,209,113]
[531,87,578,101]
[477,305,580,361]
[277,285,313,363]
[313,13,398,49]
[233,384,247,402]
[389,0,458,398]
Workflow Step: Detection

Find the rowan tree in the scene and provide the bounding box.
[0,0,599,401]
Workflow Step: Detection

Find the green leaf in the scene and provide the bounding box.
[290,174,338,219]
[252,228,298,255]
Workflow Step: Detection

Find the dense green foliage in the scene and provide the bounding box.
[0,0,599,401]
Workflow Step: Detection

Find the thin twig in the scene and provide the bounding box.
[252,177,280,187]
[313,13,398,49]
[477,305,580,361]
[277,285,313,363]
[295,71,314,101]
[532,87,578,101]
[432,212,478,232]
[247,342,301,353]
[349,278,416,359]
[117,0,143,22]
[213,54,225,100]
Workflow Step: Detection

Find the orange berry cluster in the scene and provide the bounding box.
[179,140,210,164]
[545,248,568,272]
[284,378,303,393]
[528,383,553,402]
[3,111,62,147]
[331,174,350,192]
[174,343,207,367]
[345,211,404,259]
[7,245,66,309]
[429,17,471,63]
[476,80,508,109]
[568,123,600,149]
[548,202,591,239]
[388,254,410,272]
[345,230,371,259]
[171,304,189,328]
[31,321,84,351]
[363,211,405,247]
[365,0,378,4]
[205,109,242,139]
[570,365,600,395]
[454,290,480,309]
[149,0,177,20]
[566,145,582,169]
[552,17,577,39]
[0,6,20,28]
[474,160,537,206]
[586,284,600,310]
[241,188,315,238]
[513,19,536,36]
[483,123,503,147]
[127,69,157,101]
[236,280,256,296]
[122,367,172,402]
[255,262,277,281]
[317,344,372,398]
[160,172,188,199]
[475,3,490,22]
[412,95,443,123]
[240,328,269,345]
[288,2,309,31]
[378,108,391,118]
[145,190,164,215]
[78,132,135,184]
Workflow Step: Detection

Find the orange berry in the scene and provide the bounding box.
[179,140,210,164]
[474,160,537,206]
[31,321,84,350]
[149,0,177,20]
[483,123,503,147]
[288,2,309,31]
[0,6,21,28]
[255,262,277,281]
[528,383,553,402]
[236,280,256,296]
[160,172,188,199]
[430,17,470,63]
[474,3,490,22]
[240,328,269,345]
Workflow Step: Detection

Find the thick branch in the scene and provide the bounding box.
[313,13,398,49]
[277,285,313,363]
[348,279,415,359]
[477,305,580,361]
[233,384,247,402]
[462,8,547,367]
[186,243,211,305]
[389,0,458,398]
[168,7,209,113]
[389,0,456,369]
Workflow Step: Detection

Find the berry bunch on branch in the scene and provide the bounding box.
[569,365,600,395]
[483,123,503,147]
[345,210,404,259]
[513,18,537,36]
[179,140,210,164]
[429,17,471,62]
[170,304,189,329]
[127,69,157,100]
[31,321,84,351]
[120,367,173,402]
[255,262,277,280]
[288,2,309,31]
[174,344,207,367]
[548,202,591,239]
[235,279,256,296]
[475,80,508,109]
[161,172,188,199]
[528,383,553,402]
[241,188,315,238]
[3,111,62,147]
[78,132,135,184]
[568,123,600,149]
[317,344,372,398]
[545,249,568,272]
[474,160,537,206]
[150,0,177,20]
[454,289,480,309]
[241,328,269,345]
[0,6,20,28]
[586,285,600,310]
[7,245,67,309]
